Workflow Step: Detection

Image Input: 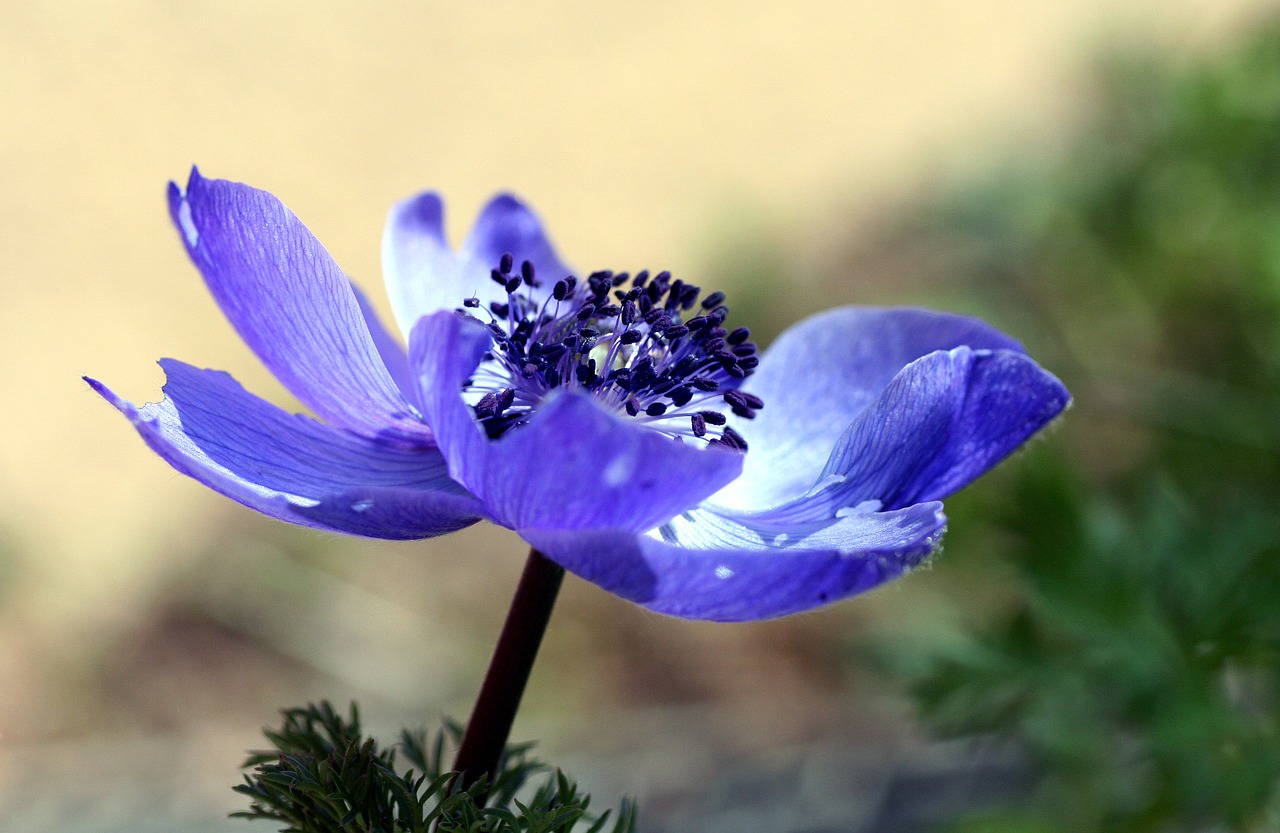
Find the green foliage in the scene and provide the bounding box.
[233,702,637,833]
[905,455,1280,832]
[863,17,1280,833]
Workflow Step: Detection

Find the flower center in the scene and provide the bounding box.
[458,253,762,450]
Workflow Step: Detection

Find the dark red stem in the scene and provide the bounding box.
[453,548,565,801]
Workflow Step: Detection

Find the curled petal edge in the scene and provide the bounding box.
[522,500,946,622]
[85,364,484,540]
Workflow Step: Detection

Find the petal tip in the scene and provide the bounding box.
[393,192,446,239]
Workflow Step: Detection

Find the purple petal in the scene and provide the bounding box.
[720,307,1030,510]
[349,282,419,411]
[86,360,484,539]
[828,346,1068,508]
[382,192,574,337]
[409,311,743,533]
[757,346,1069,523]
[523,501,946,621]
[169,168,432,446]
[382,192,478,335]
[460,195,575,294]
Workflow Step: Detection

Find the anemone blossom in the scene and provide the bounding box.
[88,169,1069,621]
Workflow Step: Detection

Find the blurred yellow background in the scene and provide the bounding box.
[0,2,1271,830]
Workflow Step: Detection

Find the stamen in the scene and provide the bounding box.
[458,257,763,450]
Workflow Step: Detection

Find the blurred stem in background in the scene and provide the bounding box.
[843,16,1280,833]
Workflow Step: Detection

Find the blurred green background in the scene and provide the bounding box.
[3,2,1279,831]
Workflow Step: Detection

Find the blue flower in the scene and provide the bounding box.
[87,169,1069,621]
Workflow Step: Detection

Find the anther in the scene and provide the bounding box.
[499,252,514,275]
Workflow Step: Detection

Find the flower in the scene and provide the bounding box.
[87,168,1069,622]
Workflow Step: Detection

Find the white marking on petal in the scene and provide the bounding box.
[602,453,634,487]
[836,499,883,519]
[351,498,375,512]
[177,199,199,247]
[714,565,734,579]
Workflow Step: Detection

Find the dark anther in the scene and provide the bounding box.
[504,277,523,294]
[490,302,509,318]
[648,378,674,396]
[679,285,701,309]
[463,297,480,308]
[521,260,536,286]
[625,397,640,416]
[724,390,757,419]
[722,427,747,450]
[576,304,596,322]
[490,268,507,286]
[699,410,727,425]
[552,279,569,301]
[727,327,751,345]
[499,252,514,275]
[611,272,630,286]
[496,388,516,413]
[669,386,693,407]
[474,392,498,418]
[738,357,760,370]
[664,324,690,340]
[672,356,699,378]
[544,367,560,387]
[576,360,597,385]
[645,402,667,417]
[690,413,707,438]
[620,329,642,345]
[579,327,600,339]
[701,291,726,310]
[691,376,719,392]
[633,270,649,288]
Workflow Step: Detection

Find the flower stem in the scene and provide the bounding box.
[453,547,565,801]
